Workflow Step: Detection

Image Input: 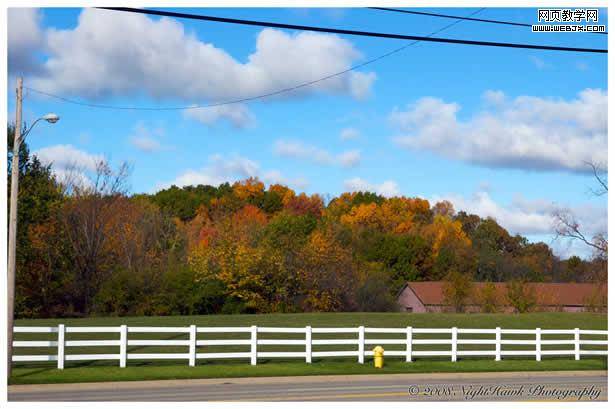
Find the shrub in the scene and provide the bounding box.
[478,282,500,313]
[506,279,537,313]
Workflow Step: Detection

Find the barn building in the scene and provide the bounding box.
[397,281,607,313]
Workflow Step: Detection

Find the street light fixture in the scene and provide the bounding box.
[7,78,60,377]
[20,113,61,140]
[42,113,60,124]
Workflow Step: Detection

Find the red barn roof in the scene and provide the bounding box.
[404,281,606,307]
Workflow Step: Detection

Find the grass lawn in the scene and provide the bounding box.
[10,312,607,385]
[12,311,609,329]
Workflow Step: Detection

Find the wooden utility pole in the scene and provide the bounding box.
[8,77,23,377]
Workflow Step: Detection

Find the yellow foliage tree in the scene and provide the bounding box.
[232,177,265,202]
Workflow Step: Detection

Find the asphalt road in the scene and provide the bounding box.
[8,371,607,401]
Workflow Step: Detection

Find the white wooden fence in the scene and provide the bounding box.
[12,325,607,369]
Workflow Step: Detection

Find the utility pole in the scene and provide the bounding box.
[7,77,23,377]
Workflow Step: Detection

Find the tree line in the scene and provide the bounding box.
[8,127,607,318]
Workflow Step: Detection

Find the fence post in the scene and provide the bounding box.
[535,327,541,362]
[57,324,65,370]
[120,325,127,368]
[358,326,365,364]
[495,327,501,361]
[250,325,258,365]
[574,328,580,361]
[305,326,312,364]
[406,326,413,363]
[451,327,457,362]
[189,325,196,367]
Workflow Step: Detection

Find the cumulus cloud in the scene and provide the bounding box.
[34,144,103,171]
[273,139,361,168]
[391,89,607,173]
[21,9,374,104]
[183,104,255,129]
[261,170,309,190]
[33,144,105,186]
[8,8,44,74]
[340,127,360,141]
[343,177,400,197]
[434,190,607,238]
[158,154,308,191]
[129,122,165,152]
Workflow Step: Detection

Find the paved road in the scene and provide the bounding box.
[9,371,607,401]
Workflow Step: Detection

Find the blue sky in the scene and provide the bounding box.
[7,7,608,258]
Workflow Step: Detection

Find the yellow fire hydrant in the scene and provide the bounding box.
[373,345,384,368]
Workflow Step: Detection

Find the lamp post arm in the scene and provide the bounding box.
[17,117,45,147]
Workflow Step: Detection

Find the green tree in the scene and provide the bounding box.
[355,267,397,312]
[356,231,431,292]
[8,125,67,317]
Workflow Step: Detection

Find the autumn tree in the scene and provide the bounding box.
[298,227,358,312]
[284,192,324,218]
[59,160,131,314]
[442,270,473,312]
[432,200,455,218]
[340,197,430,234]
[422,215,475,280]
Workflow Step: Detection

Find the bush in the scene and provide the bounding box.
[506,279,537,313]
[355,268,397,312]
[161,266,227,315]
[478,282,500,313]
[220,298,249,314]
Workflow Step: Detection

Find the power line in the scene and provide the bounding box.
[368,7,608,35]
[25,8,484,111]
[369,7,531,28]
[99,7,607,54]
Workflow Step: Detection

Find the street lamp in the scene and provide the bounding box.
[7,77,60,377]
[42,113,60,124]
[19,113,61,140]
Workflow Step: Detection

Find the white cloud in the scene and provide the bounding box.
[261,170,309,190]
[183,104,255,129]
[129,122,165,152]
[337,150,361,167]
[434,190,607,238]
[22,9,375,104]
[340,127,360,141]
[8,8,44,74]
[34,144,103,171]
[343,177,399,197]
[273,139,361,168]
[482,90,506,106]
[158,154,308,191]
[529,55,549,69]
[33,144,105,186]
[132,137,162,153]
[391,89,607,173]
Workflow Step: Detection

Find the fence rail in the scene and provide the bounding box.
[12,325,607,369]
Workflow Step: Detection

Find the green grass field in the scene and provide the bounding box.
[10,312,607,385]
